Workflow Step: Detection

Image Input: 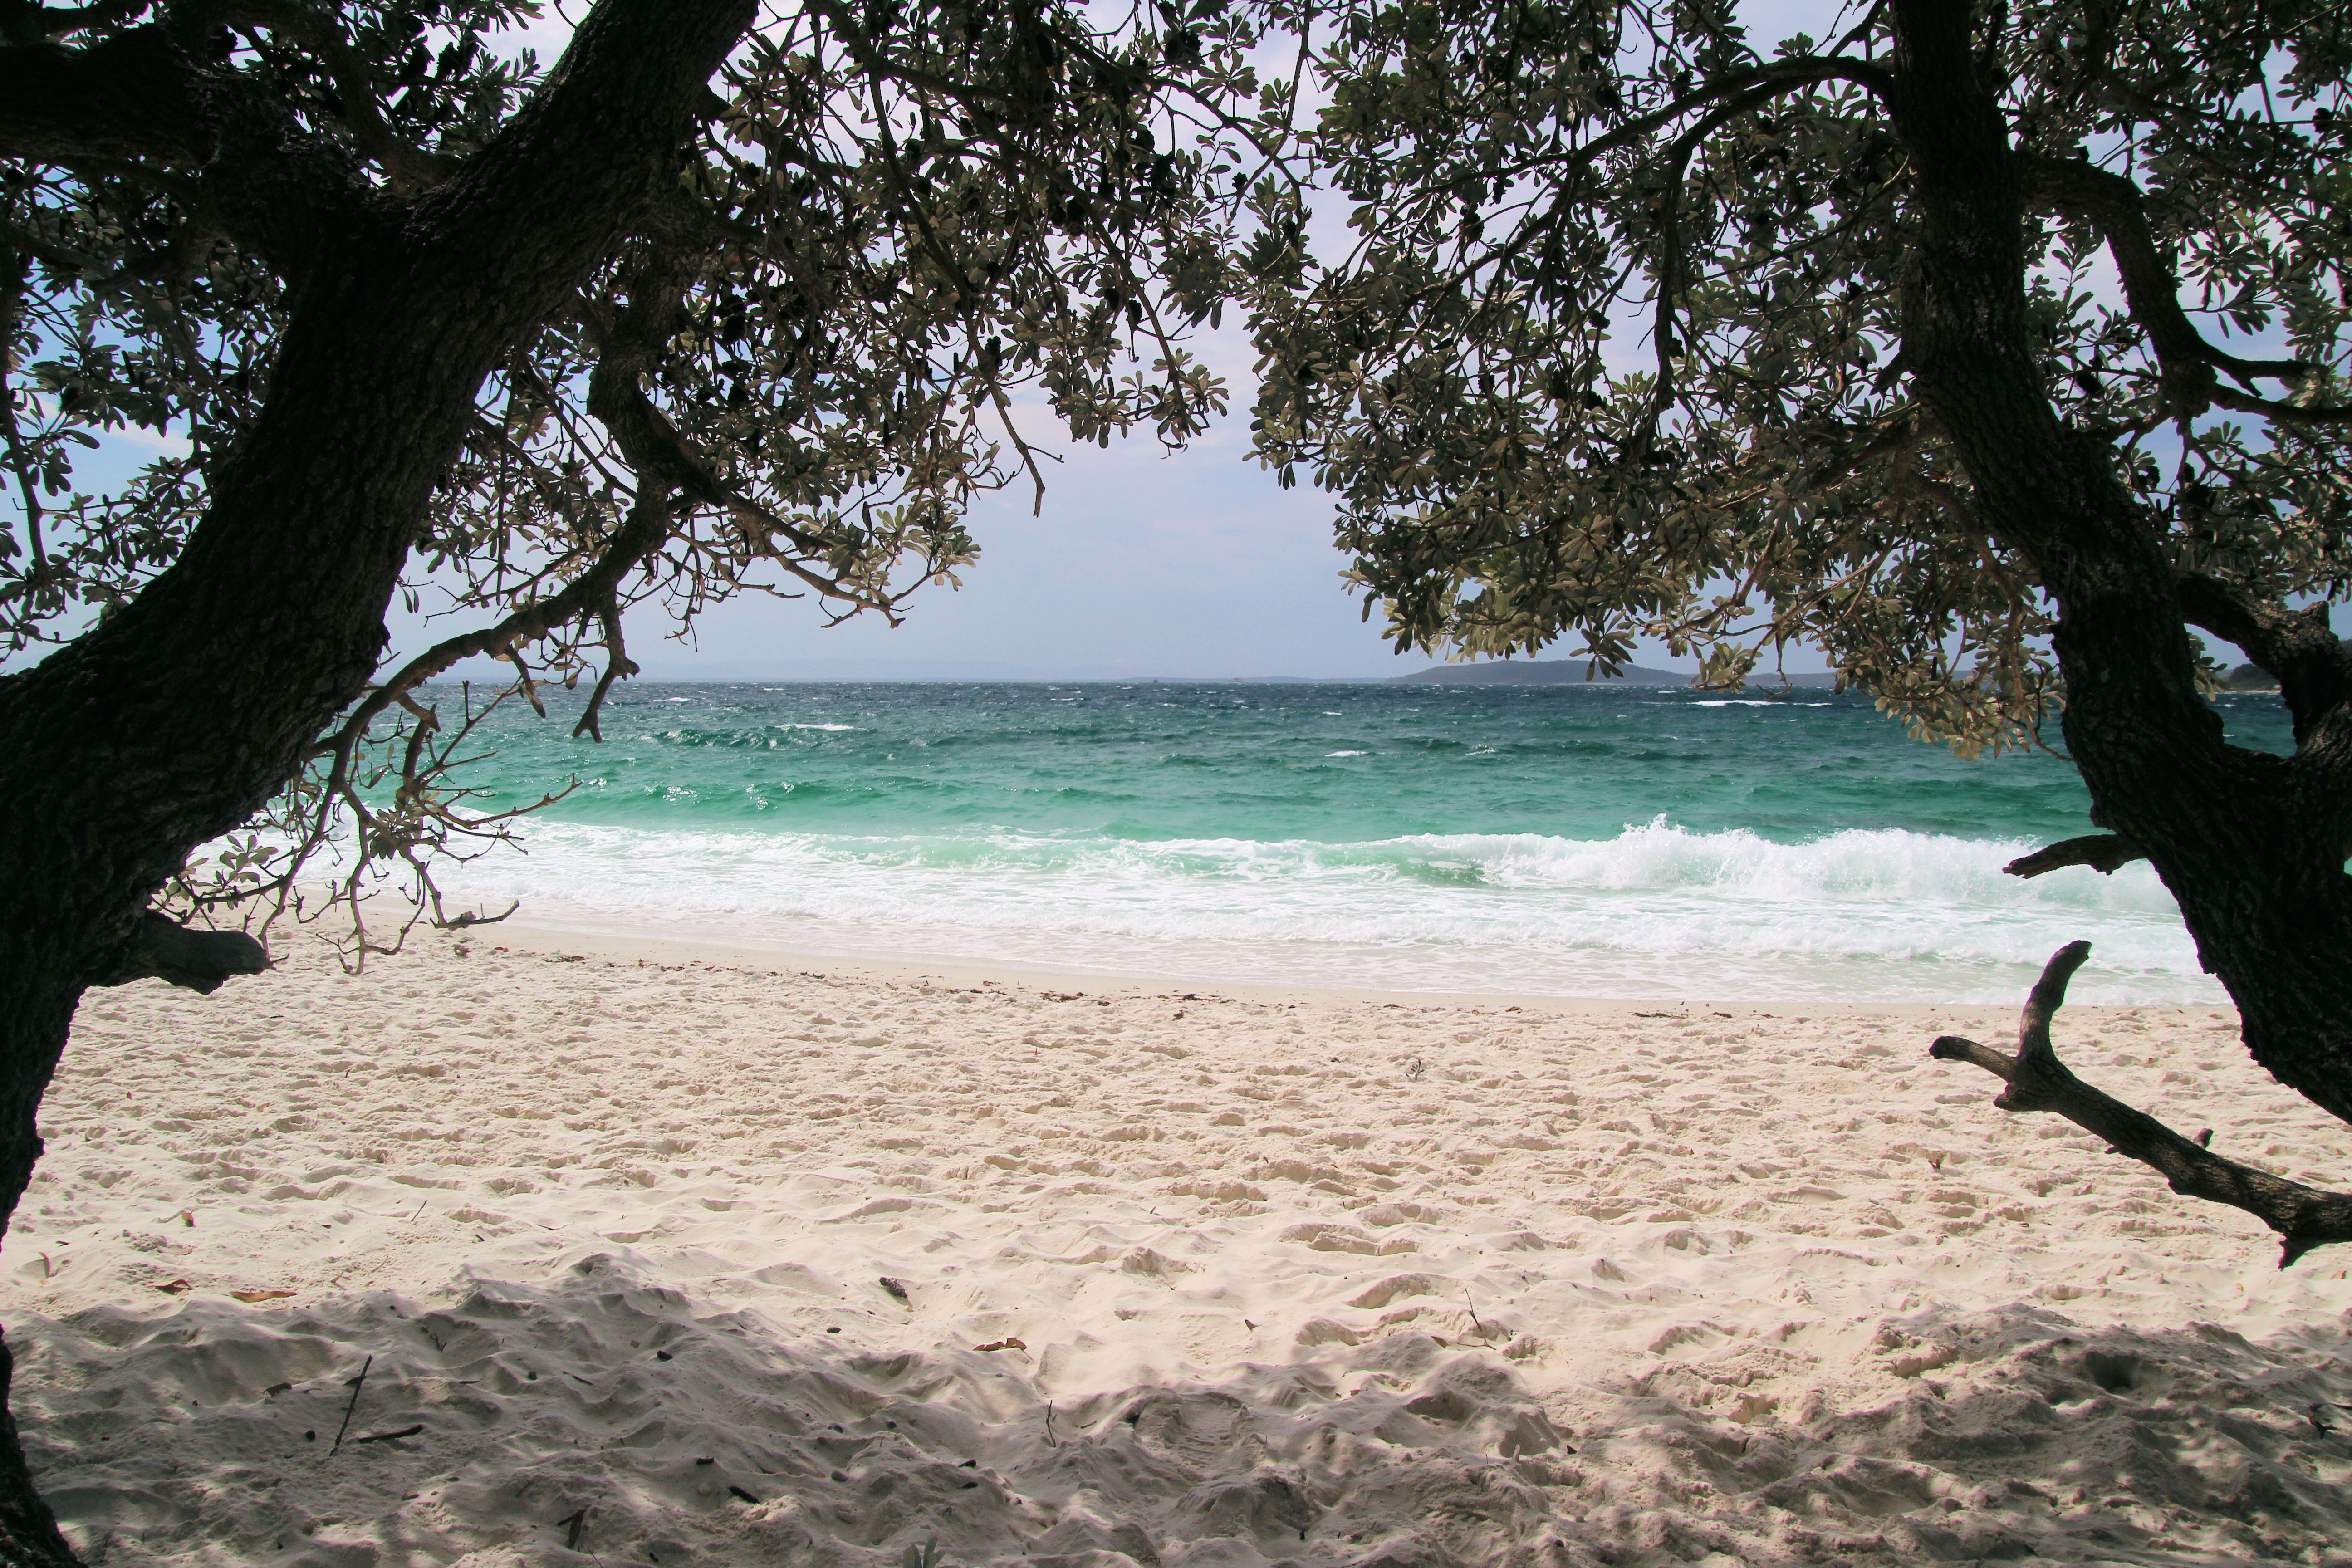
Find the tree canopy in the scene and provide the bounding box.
[3,0,1274,933]
[1249,0,2349,755]
[0,4,1273,1558]
[5,1,2352,1555]
[1243,0,2352,1262]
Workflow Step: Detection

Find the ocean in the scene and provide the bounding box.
[414,680,2291,1004]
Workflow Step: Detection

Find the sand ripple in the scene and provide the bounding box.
[5,934,2350,1565]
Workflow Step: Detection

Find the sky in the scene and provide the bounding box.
[377,1,1438,681]
[19,0,1866,686]
[391,0,1849,683]
[397,334,1470,684]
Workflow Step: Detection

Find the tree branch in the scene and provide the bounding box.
[0,22,209,163]
[2206,385,2352,426]
[93,910,266,993]
[2020,153,2328,420]
[1931,940,2352,1267]
[2176,572,2349,746]
[322,478,680,768]
[1510,55,1895,185]
[2002,833,2146,878]
[0,213,107,275]
[322,220,760,759]
[407,0,756,295]
[1624,82,1796,465]
[576,246,902,614]
[224,0,457,194]
[4,17,382,276]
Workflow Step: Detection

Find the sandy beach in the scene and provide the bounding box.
[5,923,2350,1568]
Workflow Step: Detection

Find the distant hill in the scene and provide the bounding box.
[2222,643,2352,692]
[1391,660,1839,688]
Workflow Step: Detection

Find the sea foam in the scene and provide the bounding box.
[440,817,2215,1004]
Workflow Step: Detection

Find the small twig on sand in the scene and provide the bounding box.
[328,1355,373,1455]
[350,1423,424,1445]
[1461,1285,1489,1338]
[555,1508,589,1551]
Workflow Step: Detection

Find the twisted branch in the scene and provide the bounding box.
[223,0,459,194]
[1931,941,2352,1267]
[320,477,679,769]
[2176,573,2349,746]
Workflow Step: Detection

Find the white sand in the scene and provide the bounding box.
[5,927,2351,1568]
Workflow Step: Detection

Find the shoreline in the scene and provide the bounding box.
[449,897,2234,1021]
[9,926,2345,1565]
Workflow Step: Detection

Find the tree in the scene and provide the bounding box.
[0,0,1267,1558]
[1245,0,2352,1255]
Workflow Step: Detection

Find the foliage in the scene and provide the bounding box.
[2,0,1281,951]
[1245,0,2352,755]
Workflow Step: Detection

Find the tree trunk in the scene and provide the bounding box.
[1885,0,2352,1127]
[0,952,80,1568]
[0,5,755,1555]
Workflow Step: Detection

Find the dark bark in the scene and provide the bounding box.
[0,1,754,1555]
[1885,0,2352,1132]
[1932,942,2352,1267]
[90,913,267,994]
[2175,573,2352,750]
[0,24,206,163]
[2002,834,2147,880]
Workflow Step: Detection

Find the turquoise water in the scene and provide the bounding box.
[418,681,2291,1003]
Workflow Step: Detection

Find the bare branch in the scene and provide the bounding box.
[572,604,636,741]
[1931,941,2352,1267]
[2003,833,2146,878]
[327,479,679,759]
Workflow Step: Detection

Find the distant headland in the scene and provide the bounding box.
[1388,660,1839,688]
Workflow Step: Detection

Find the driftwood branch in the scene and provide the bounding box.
[2003,833,2146,878]
[1931,940,2352,1267]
